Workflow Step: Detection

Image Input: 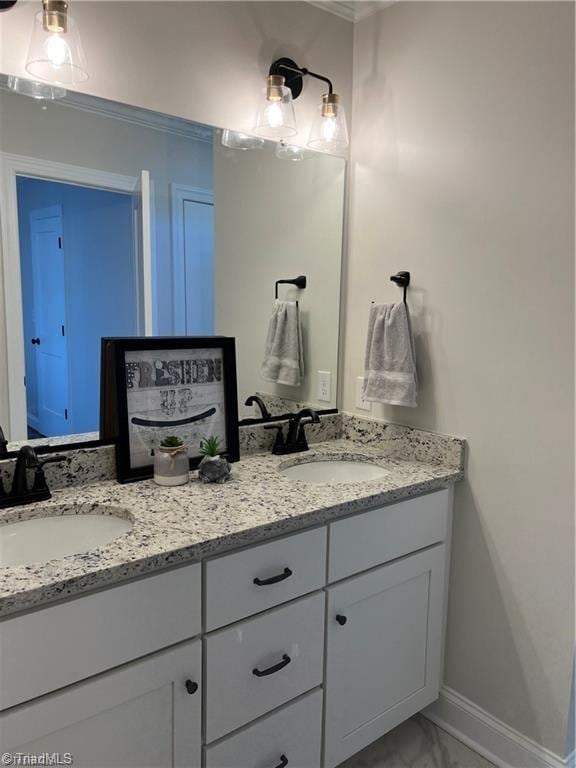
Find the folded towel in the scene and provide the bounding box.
[261,300,304,387]
[363,302,417,407]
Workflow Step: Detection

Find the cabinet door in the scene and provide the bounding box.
[0,639,202,768]
[324,545,446,768]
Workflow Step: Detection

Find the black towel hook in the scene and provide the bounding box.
[390,271,410,304]
[275,275,307,300]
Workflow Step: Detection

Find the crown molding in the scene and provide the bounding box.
[307,1,395,23]
[0,79,214,142]
[59,92,214,143]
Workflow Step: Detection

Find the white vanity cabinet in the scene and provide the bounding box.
[1,487,453,768]
[324,545,447,768]
[0,640,202,768]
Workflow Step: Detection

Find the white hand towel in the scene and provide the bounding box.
[363,302,417,407]
[261,300,304,387]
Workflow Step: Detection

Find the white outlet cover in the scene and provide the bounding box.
[356,376,372,412]
[318,371,331,402]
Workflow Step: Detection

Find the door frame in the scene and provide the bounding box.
[0,152,140,440]
[170,183,214,334]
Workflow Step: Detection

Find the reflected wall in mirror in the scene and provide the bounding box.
[0,74,345,447]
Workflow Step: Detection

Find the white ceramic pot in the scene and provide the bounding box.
[154,445,189,486]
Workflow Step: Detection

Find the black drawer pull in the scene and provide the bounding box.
[252,653,291,677]
[336,614,348,626]
[274,756,288,768]
[185,679,198,695]
[254,567,293,586]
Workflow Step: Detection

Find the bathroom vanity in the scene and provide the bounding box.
[0,422,463,768]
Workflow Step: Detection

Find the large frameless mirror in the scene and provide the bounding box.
[0,74,345,450]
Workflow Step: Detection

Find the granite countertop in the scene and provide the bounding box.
[0,437,463,618]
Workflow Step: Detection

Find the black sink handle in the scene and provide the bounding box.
[252,653,291,677]
[254,567,293,586]
[274,756,288,768]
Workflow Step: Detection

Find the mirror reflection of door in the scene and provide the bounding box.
[17,176,139,439]
[27,206,69,438]
[171,185,214,335]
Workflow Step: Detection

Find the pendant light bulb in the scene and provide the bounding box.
[254,74,297,139]
[26,0,88,85]
[308,93,349,152]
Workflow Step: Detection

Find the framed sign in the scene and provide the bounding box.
[101,337,239,483]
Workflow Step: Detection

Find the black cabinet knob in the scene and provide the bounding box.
[31,338,40,345]
[336,614,348,626]
[185,679,198,695]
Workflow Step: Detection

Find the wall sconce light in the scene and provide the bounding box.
[254,57,348,152]
[25,0,88,85]
[254,72,297,139]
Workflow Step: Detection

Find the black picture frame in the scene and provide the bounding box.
[101,336,239,483]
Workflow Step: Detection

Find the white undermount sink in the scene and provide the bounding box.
[0,507,133,567]
[280,459,390,484]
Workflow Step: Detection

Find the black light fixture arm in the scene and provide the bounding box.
[270,57,333,99]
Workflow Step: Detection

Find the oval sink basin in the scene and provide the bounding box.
[281,460,389,484]
[0,509,133,567]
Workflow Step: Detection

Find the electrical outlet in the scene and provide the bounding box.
[356,376,372,412]
[318,371,331,402]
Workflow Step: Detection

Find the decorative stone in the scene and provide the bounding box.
[198,455,231,484]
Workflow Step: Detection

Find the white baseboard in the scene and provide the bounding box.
[423,687,573,768]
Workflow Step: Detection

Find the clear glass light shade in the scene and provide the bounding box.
[254,82,297,139]
[308,95,349,152]
[26,10,88,85]
[275,142,305,162]
[7,75,66,101]
[221,129,264,151]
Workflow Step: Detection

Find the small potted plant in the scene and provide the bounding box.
[198,436,231,484]
[153,435,189,486]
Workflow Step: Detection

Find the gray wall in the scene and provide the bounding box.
[344,1,574,756]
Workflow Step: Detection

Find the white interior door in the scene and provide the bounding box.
[28,206,69,436]
[171,185,214,335]
[183,198,214,335]
[134,169,154,335]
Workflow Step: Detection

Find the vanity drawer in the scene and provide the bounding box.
[204,591,325,742]
[205,689,323,768]
[328,489,450,582]
[0,562,201,711]
[205,527,327,630]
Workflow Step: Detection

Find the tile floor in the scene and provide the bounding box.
[339,715,496,768]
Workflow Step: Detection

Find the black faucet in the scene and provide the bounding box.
[265,408,320,455]
[0,446,66,509]
[244,395,272,421]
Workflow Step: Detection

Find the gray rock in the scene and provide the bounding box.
[198,455,231,484]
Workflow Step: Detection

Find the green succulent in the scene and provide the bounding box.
[160,435,184,448]
[199,436,222,457]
